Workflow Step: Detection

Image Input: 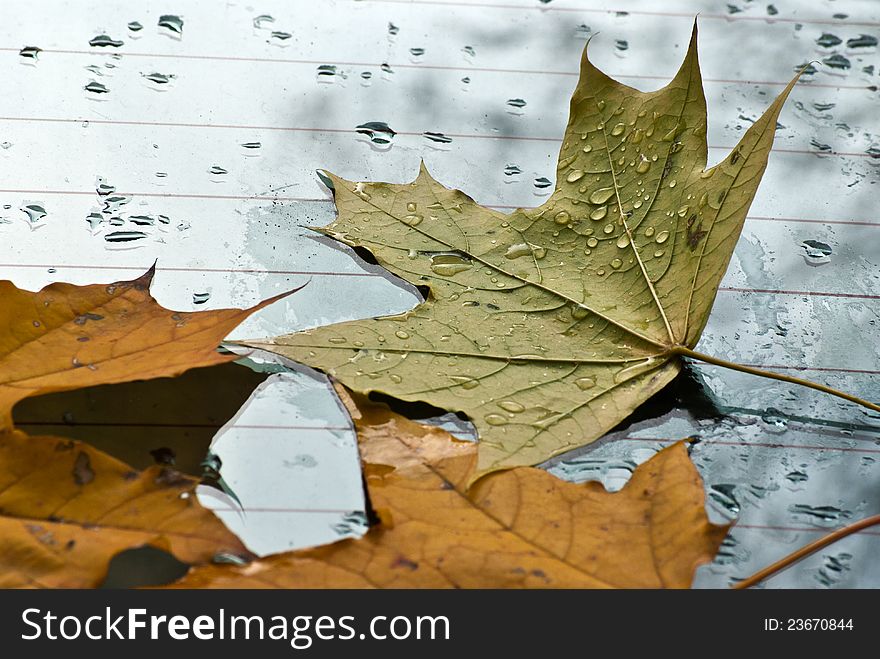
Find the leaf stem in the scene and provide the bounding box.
[671,346,880,414]
[731,514,880,589]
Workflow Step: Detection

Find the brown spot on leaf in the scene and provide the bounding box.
[392,555,419,571]
[25,524,56,546]
[686,216,708,250]
[73,451,95,485]
[155,466,190,487]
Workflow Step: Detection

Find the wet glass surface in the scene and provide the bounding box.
[1,0,877,586]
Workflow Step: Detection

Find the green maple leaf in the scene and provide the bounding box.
[246,26,806,479]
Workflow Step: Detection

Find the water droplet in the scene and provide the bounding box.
[389,373,403,384]
[253,14,274,29]
[21,204,47,223]
[94,177,116,196]
[603,223,614,234]
[554,210,570,225]
[801,239,832,266]
[498,401,524,413]
[847,34,878,49]
[610,258,622,269]
[823,53,850,70]
[104,230,146,243]
[816,31,842,49]
[395,330,410,339]
[700,168,715,179]
[572,304,590,319]
[505,243,532,259]
[589,187,615,205]
[356,121,396,146]
[636,157,650,174]
[611,123,625,136]
[589,206,607,221]
[89,34,124,48]
[566,169,585,183]
[582,144,592,153]
[785,470,808,485]
[240,141,262,156]
[655,230,670,244]
[484,414,508,426]
[406,202,417,212]
[644,226,655,237]
[654,249,665,258]
[430,252,473,276]
[451,375,479,389]
[423,131,452,144]
[85,211,103,230]
[84,81,110,95]
[504,165,522,176]
[402,214,423,226]
[614,357,658,383]
[316,64,338,81]
[158,14,184,37]
[142,72,176,88]
[328,337,347,344]
[575,376,596,390]
[668,179,677,188]
[19,46,41,62]
[587,237,598,248]
[789,503,851,525]
[616,234,630,249]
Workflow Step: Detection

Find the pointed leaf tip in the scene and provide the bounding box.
[316,169,335,191]
[120,263,157,290]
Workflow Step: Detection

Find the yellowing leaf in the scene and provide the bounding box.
[164,389,728,589]
[0,429,249,588]
[0,267,283,430]
[245,26,799,477]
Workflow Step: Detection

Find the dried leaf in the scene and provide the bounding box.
[0,266,283,430]
[164,389,727,589]
[245,25,799,477]
[0,429,249,588]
